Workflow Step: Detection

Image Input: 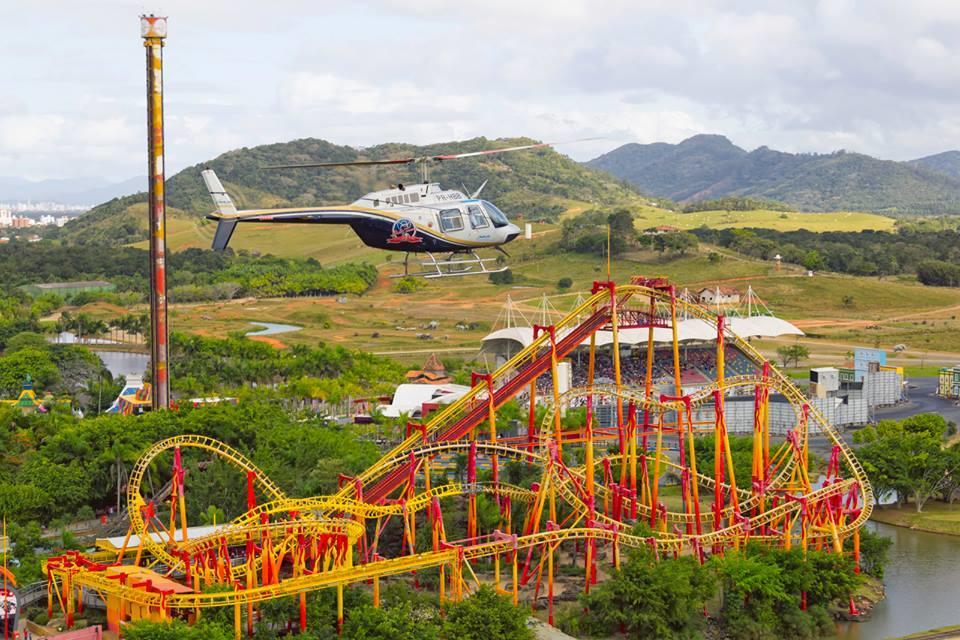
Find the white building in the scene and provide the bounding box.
[698,286,741,306]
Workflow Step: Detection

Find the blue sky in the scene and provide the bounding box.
[3,0,960,181]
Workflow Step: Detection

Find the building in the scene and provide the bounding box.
[404,353,453,385]
[643,225,680,235]
[938,366,960,399]
[698,286,741,306]
[20,280,115,297]
[1,376,47,414]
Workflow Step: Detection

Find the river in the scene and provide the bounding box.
[246,321,302,336]
[834,521,960,639]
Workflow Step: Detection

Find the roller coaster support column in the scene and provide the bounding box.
[584,368,596,593]
[641,287,656,512]
[481,368,506,586]
[170,447,188,544]
[140,15,170,410]
[534,325,563,454]
[595,281,626,487]
[752,361,771,516]
[528,377,537,451]
[669,286,695,529]
[467,441,478,541]
[713,316,741,535]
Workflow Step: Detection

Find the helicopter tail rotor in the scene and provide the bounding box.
[202,169,241,251]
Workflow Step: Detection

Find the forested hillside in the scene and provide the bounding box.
[587,134,960,214]
[909,150,960,179]
[62,137,639,246]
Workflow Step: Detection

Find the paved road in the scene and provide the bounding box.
[807,377,959,457]
[875,377,960,425]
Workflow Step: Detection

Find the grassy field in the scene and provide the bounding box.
[132,215,393,265]
[161,235,960,367]
[633,208,896,232]
[870,503,960,536]
[137,201,896,263]
[118,200,960,366]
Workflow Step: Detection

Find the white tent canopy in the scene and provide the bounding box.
[380,384,471,418]
[481,316,803,352]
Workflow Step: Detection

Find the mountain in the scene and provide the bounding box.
[62,137,639,246]
[0,175,145,205]
[587,135,960,214]
[909,150,960,180]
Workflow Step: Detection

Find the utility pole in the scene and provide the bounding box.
[141,15,170,409]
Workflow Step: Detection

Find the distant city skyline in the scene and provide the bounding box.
[4,1,960,183]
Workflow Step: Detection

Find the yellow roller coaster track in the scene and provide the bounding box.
[45,279,873,638]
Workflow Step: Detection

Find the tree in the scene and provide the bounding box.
[571,547,715,639]
[0,348,60,395]
[557,277,573,290]
[5,332,50,354]
[442,585,533,640]
[775,344,809,368]
[802,250,825,271]
[663,231,699,256]
[901,413,949,439]
[917,260,960,287]
[854,417,947,510]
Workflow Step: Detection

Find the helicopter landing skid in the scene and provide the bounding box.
[391,251,508,279]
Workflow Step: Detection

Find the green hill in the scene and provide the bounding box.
[587,134,960,215]
[62,137,639,246]
[909,150,960,179]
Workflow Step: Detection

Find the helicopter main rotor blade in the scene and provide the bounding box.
[431,137,604,161]
[263,158,419,170]
[263,137,604,170]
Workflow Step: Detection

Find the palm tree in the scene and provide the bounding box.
[108,318,121,343]
[99,440,139,516]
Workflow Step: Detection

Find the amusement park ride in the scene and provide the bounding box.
[45,278,873,639]
[202,140,589,278]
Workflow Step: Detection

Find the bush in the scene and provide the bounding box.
[442,585,533,640]
[845,527,892,578]
[489,269,514,285]
[557,277,573,290]
[393,276,426,294]
[123,620,233,640]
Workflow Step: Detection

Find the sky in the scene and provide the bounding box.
[3,0,960,182]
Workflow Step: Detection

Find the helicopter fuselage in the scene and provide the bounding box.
[212,182,521,253]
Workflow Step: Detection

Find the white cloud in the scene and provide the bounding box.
[5,0,960,181]
[0,115,66,153]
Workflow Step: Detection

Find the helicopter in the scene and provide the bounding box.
[202,140,589,278]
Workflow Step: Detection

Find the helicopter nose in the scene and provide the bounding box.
[504,224,521,243]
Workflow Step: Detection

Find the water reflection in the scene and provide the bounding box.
[834,521,960,639]
[246,322,302,336]
[93,351,149,380]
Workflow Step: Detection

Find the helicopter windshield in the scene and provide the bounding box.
[481,201,510,228]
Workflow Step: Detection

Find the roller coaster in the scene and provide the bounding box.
[45,278,873,638]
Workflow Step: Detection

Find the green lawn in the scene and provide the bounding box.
[870,502,960,536]
[634,208,896,232]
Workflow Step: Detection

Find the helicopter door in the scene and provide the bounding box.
[466,205,489,229]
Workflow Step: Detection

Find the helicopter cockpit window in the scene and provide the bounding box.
[439,209,464,232]
[467,205,488,229]
[481,201,510,228]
